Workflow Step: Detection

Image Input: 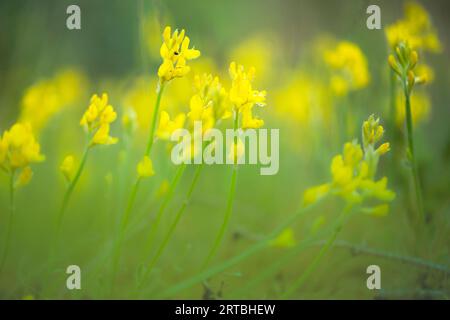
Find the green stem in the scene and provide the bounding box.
[143,163,186,257]
[404,90,425,222]
[111,81,166,288]
[281,206,350,298]
[389,69,397,129]
[156,199,323,299]
[56,146,90,234]
[202,111,239,268]
[0,171,16,274]
[138,164,203,292]
[145,83,165,156]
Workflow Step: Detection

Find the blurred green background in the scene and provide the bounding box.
[0,0,449,299]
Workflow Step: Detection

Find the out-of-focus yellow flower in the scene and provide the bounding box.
[156,179,170,198]
[16,166,33,188]
[303,116,395,212]
[229,62,266,129]
[303,184,330,207]
[229,35,274,83]
[122,107,138,135]
[414,64,434,84]
[80,93,118,146]
[363,204,389,217]
[395,91,430,127]
[19,69,86,134]
[156,111,186,140]
[123,77,192,132]
[187,74,232,136]
[0,123,45,173]
[158,26,201,82]
[273,74,332,130]
[193,73,232,122]
[323,41,370,96]
[137,155,155,178]
[270,228,296,248]
[60,155,75,182]
[385,1,441,53]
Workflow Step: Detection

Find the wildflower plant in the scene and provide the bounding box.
[112,26,200,284]
[57,93,118,232]
[284,115,395,297]
[388,42,426,221]
[137,73,232,289]
[0,123,44,272]
[203,62,266,268]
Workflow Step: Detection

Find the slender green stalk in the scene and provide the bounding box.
[145,83,165,156]
[404,90,425,221]
[138,165,203,291]
[389,69,397,130]
[281,205,351,298]
[111,178,141,281]
[143,163,186,255]
[202,112,239,268]
[155,199,326,299]
[0,171,16,274]
[281,226,342,298]
[56,146,90,234]
[111,81,166,286]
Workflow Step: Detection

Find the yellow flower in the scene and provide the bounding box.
[303,116,395,210]
[363,204,390,217]
[186,74,231,136]
[229,62,266,111]
[229,35,275,83]
[137,156,155,178]
[303,183,330,207]
[228,62,266,130]
[385,1,441,53]
[80,93,118,146]
[60,155,75,182]
[270,228,296,248]
[156,111,186,140]
[19,69,86,134]
[0,123,45,172]
[323,41,370,96]
[193,73,232,122]
[158,26,200,82]
[16,166,33,188]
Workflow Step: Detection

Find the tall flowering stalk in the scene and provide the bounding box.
[203,62,266,268]
[57,93,118,235]
[388,42,426,221]
[0,123,44,273]
[283,115,395,297]
[136,74,230,291]
[112,26,200,282]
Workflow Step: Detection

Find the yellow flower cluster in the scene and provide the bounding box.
[156,111,186,140]
[19,69,86,134]
[158,26,201,82]
[80,93,118,146]
[385,1,441,53]
[189,74,231,129]
[323,41,370,96]
[388,42,429,96]
[303,116,395,215]
[0,123,45,186]
[229,62,267,129]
